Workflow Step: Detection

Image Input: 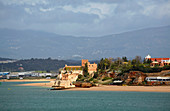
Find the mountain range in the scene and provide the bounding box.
[0,26,170,60]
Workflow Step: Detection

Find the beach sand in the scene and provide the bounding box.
[66,85,170,92]
[18,82,170,92]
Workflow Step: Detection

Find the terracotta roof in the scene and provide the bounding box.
[150,58,170,62]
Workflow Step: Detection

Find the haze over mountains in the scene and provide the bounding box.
[0,26,170,60]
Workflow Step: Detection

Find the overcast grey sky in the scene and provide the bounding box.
[0,0,170,36]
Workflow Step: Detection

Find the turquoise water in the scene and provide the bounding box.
[0,82,170,111]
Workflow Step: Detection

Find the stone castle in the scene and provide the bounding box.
[55,59,97,88]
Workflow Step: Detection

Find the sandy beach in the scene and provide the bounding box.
[18,82,170,92]
[66,85,170,92]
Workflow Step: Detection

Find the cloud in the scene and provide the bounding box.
[0,0,170,36]
[138,0,170,18]
[0,0,48,6]
[156,1,170,18]
[39,8,55,12]
[24,8,32,14]
[72,54,83,58]
[62,2,117,20]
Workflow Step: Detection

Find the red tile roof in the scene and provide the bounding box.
[150,58,170,62]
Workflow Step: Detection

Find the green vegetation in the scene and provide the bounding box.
[0,57,13,61]
[77,56,170,86]
[101,80,113,85]
[0,58,81,72]
[96,56,169,74]
[77,74,84,81]
[83,63,89,77]
[89,78,94,81]
[102,77,112,81]
[2,56,170,86]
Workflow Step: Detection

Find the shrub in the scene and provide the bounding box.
[102,80,113,85]
[76,74,84,81]
[89,78,93,81]
[102,77,112,81]
[93,72,98,78]
[93,79,98,83]
[163,65,170,70]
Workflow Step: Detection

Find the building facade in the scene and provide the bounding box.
[145,55,170,67]
[81,59,97,74]
[59,59,97,82]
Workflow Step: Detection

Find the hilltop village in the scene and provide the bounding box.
[1,55,170,88]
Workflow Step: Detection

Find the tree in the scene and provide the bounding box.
[115,57,123,67]
[93,72,98,78]
[132,56,142,66]
[83,62,89,77]
[104,62,108,70]
[97,58,113,72]
[98,58,104,72]
[147,59,152,64]
[143,58,147,64]
[135,56,142,64]
[122,56,128,62]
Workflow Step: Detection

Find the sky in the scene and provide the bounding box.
[0,0,170,37]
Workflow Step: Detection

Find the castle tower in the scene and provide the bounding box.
[81,59,88,66]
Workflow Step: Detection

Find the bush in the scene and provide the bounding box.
[76,74,84,81]
[93,79,98,83]
[130,66,163,73]
[102,80,113,85]
[93,72,98,78]
[163,65,170,70]
[89,78,93,81]
[102,77,112,81]
[151,67,162,72]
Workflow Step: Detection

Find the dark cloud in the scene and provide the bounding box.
[0,0,170,36]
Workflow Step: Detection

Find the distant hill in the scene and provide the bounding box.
[0,57,13,61]
[0,26,170,60]
[0,58,81,72]
[0,58,99,72]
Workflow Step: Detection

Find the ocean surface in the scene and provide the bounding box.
[0,82,170,111]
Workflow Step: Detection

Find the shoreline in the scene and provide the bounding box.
[65,86,170,92]
[18,82,170,92]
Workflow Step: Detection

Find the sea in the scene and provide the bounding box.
[0,82,170,111]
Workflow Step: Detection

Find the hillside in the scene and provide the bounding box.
[0,26,170,59]
[0,57,13,61]
[0,58,81,72]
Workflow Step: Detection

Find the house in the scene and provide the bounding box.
[145,55,170,67]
